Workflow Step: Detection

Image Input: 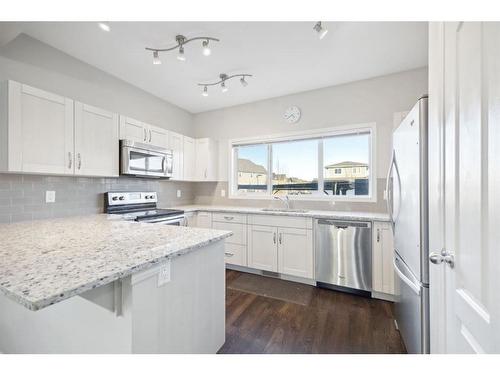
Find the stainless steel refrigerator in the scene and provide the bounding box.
[386,95,429,354]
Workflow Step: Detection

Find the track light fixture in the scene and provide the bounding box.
[146,34,220,64]
[313,21,328,39]
[198,73,253,97]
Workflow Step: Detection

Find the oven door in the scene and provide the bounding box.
[121,141,173,178]
[139,215,186,226]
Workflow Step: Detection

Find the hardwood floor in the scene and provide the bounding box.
[218,270,406,354]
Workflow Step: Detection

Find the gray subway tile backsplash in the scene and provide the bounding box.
[0,173,195,223]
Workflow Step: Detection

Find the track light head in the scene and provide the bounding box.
[202,86,208,97]
[221,81,228,93]
[177,45,186,61]
[240,77,248,87]
[202,40,211,56]
[313,21,328,39]
[152,51,161,65]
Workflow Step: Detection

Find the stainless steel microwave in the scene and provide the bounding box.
[120,140,173,178]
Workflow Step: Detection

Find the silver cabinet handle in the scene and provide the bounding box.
[225,252,235,257]
[279,232,282,244]
[143,128,147,142]
[149,129,152,143]
[68,152,72,169]
[429,249,455,268]
[273,232,276,244]
[376,228,380,242]
[77,153,82,170]
[224,216,234,221]
[204,169,207,178]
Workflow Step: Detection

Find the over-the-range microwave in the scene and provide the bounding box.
[120,139,173,178]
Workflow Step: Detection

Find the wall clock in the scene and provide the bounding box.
[283,106,301,124]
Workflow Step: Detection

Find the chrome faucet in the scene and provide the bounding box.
[273,195,291,210]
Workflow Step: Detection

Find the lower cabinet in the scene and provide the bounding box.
[247,225,278,272]
[196,211,212,228]
[212,216,248,267]
[247,224,314,278]
[372,221,395,296]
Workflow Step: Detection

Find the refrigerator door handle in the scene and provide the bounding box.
[386,150,395,229]
[394,254,421,296]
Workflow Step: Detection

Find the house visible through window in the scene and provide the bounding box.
[231,126,373,200]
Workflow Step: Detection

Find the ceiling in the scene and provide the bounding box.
[0,22,428,114]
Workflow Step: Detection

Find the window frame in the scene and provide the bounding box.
[229,123,377,202]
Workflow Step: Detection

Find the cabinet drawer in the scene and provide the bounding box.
[212,221,246,245]
[248,214,312,229]
[224,243,247,267]
[212,212,247,224]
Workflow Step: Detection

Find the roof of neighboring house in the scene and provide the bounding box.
[238,158,267,174]
[324,161,368,169]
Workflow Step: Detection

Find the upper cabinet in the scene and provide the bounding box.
[119,116,168,149]
[168,131,184,180]
[74,102,119,177]
[1,81,74,174]
[195,138,218,181]
[183,136,196,181]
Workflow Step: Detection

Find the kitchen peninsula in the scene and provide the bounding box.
[0,215,231,354]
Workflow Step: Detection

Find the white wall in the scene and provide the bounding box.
[0,34,194,136]
[193,67,428,179]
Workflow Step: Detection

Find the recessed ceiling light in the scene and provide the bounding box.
[98,22,111,32]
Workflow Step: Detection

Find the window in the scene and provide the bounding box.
[230,125,374,200]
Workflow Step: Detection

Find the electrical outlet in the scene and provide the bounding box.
[220,189,226,197]
[45,191,56,203]
[157,261,171,287]
[176,190,182,198]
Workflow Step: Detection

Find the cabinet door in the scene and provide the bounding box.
[196,211,212,228]
[8,82,74,174]
[74,102,119,177]
[224,243,247,267]
[169,131,184,180]
[119,116,146,142]
[278,227,313,279]
[372,221,395,295]
[147,124,169,149]
[183,136,196,181]
[195,138,209,181]
[247,225,278,272]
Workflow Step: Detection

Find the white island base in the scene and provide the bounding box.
[0,241,225,354]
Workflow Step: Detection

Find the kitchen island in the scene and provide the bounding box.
[0,215,232,354]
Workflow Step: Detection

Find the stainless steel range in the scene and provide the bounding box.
[105,191,185,225]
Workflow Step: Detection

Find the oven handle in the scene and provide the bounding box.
[139,215,185,224]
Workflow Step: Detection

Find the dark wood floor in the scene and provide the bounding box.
[218,270,406,354]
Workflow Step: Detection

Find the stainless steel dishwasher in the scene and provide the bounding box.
[315,219,372,296]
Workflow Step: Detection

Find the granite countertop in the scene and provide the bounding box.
[170,205,390,222]
[0,215,232,311]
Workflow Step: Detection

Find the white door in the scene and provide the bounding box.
[247,225,278,272]
[169,131,184,180]
[429,22,500,353]
[196,212,212,229]
[183,136,196,181]
[277,227,313,279]
[119,116,146,143]
[8,82,74,174]
[74,102,119,177]
[147,124,169,149]
[195,138,209,181]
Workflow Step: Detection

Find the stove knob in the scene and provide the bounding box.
[119,196,125,201]
[112,196,118,201]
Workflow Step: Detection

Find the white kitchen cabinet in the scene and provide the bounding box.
[247,225,278,272]
[372,221,395,296]
[0,81,74,174]
[119,116,168,149]
[183,136,196,181]
[212,213,248,267]
[168,131,184,180]
[277,227,313,279]
[74,102,119,177]
[196,211,212,229]
[195,138,218,181]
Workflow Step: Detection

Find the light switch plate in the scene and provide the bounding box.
[176,190,182,198]
[45,191,56,203]
[220,189,226,197]
[157,260,171,287]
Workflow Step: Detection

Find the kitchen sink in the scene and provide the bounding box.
[261,208,309,213]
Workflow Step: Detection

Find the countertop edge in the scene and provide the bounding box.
[1,231,232,311]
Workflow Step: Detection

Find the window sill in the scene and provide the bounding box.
[228,194,377,203]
